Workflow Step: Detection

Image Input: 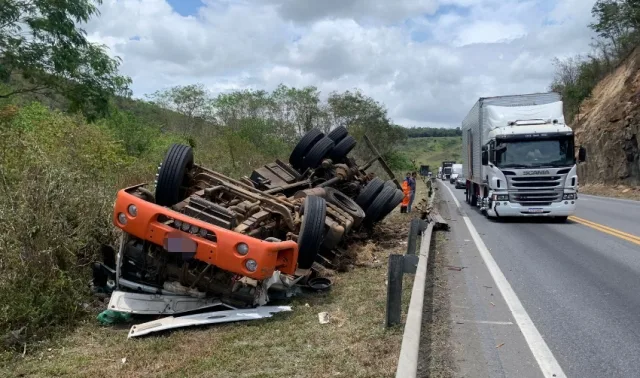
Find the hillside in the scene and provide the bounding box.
[572,47,640,187]
[396,136,462,173]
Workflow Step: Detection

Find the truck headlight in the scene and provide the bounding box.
[127,204,137,217]
[236,243,249,256]
[492,194,509,201]
[117,212,127,225]
[245,259,257,272]
[563,193,576,200]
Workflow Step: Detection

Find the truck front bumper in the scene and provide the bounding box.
[487,200,576,217]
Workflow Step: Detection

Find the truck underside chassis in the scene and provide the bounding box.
[99,127,405,311]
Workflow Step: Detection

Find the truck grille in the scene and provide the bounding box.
[507,175,564,206]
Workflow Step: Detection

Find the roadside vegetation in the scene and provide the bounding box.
[405,127,462,139]
[551,0,640,122]
[1,0,414,353]
[394,137,463,174]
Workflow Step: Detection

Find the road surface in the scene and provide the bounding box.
[436,180,640,378]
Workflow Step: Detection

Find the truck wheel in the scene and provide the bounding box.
[297,196,327,270]
[155,144,194,207]
[470,186,478,207]
[554,216,569,223]
[329,135,356,160]
[356,177,385,211]
[327,126,348,143]
[324,187,365,228]
[364,186,396,226]
[302,137,335,170]
[289,128,324,170]
[378,189,404,220]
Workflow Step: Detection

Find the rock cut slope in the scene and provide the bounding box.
[573,48,640,186]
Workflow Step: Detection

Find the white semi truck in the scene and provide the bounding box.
[461,92,586,222]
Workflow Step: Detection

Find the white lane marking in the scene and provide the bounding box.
[578,193,640,204]
[455,319,514,325]
[441,183,567,378]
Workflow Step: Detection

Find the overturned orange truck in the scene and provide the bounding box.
[95,127,404,327]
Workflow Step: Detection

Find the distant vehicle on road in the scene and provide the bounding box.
[454,174,466,189]
[441,161,455,180]
[461,91,586,221]
[449,163,463,184]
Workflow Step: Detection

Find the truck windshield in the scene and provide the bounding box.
[494,136,575,168]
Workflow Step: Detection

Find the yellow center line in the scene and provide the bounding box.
[568,216,640,246]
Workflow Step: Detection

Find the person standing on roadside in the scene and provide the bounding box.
[407,172,417,212]
[400,172,411,213]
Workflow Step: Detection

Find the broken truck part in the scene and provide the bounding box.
[96,126,403,334]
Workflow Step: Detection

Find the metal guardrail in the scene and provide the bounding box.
[386,181,449,378]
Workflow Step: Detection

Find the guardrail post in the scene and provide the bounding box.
[386,254,404,327]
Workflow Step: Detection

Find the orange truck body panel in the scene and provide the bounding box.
[113,187,299,280]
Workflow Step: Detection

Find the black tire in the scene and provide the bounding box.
[364,186,397,225]
[325,187,365,227]
[379,189,404,220]
[289,129,324,169]
[302,137,335,170]
[356,177,385,211]
[470,186,478,207]
[327,126,348,143]
[297,196,327,270]
[155,144,194,207]
[554,216,569,223]
[384,180,397,189]
[329,135,356,160]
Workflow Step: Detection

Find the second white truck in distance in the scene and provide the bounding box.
[460,91,586,222]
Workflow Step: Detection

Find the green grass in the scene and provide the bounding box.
[396,137,462,174]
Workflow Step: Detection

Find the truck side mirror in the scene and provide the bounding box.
[482,150,489,165]
[578,146,586,162]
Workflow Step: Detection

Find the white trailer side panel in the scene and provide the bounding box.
[461,100,481,182]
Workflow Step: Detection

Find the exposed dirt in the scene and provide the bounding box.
[417,231,456,378]
[573,47,640,186]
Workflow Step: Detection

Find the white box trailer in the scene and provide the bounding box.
[461,92,586,221]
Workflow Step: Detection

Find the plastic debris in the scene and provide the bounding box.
[318,312,330,324]
[97,309,132,325]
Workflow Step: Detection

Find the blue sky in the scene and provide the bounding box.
[167,0,204,17]
[85,0,597,127]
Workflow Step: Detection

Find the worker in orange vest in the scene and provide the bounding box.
[400,172,411,213]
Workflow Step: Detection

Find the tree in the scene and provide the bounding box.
[0,0,131,119]
[146,84,213,135]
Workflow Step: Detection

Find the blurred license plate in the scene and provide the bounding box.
[527,208,544,213]
[164,231,197,253]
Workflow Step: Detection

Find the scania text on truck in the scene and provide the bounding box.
[461,92,586,222]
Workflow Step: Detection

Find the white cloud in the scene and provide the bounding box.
[453,21,527,46]
[83,0,599,127]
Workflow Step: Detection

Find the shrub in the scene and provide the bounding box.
[0,103,129,345]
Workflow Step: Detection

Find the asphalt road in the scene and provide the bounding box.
[437,180,640,378]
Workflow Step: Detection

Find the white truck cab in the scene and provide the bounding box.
[461,92,586,222]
